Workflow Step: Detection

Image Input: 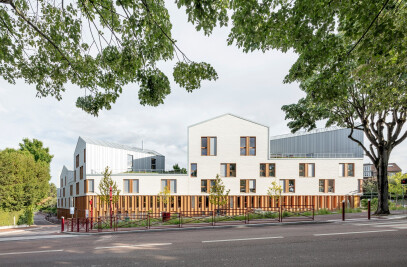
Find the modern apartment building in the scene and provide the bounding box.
[57,114,364,219]
[363,163,402,179]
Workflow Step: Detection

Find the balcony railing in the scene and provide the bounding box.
[269,153,358,158]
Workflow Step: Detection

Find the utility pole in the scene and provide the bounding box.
[110,186,113,228]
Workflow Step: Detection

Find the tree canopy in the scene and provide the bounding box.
[19,138,53,164]
[0,0,218,116]
[98,166,120,205]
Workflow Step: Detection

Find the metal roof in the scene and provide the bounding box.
[79,136,163,156]
[270,126,345,140]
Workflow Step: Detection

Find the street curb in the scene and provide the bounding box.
[61,220,331,236]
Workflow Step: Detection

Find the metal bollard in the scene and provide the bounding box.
[86,218,89,232]
[61,217,65,232]
[368,199,371,220]
[77,218,80,232]
[342,200,345,221]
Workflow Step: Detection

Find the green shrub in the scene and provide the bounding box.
[361,198,378,210]
[317,209,332,215]
[17,207,34,226]
[0,209,25,226]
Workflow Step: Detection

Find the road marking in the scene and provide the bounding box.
[314,229,397,236]
[202,236,284,243]
[0,249,64,256]
[0,235,75,242]
[94,243,172,250]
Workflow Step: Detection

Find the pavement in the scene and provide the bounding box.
[0,212,406,266]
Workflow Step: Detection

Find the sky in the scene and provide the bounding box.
[1,2,406,186]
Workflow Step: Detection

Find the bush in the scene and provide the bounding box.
[17,207,34,226]
[0,209,25,226]
[361,198,378,210]
[317,209,332,215]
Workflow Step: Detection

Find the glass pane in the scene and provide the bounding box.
[191,164,197,177]
[309,164,315,177]
[249,148,256,155]
[348,164,354,176]
[210,137,216,155]
[249,180,256,193]
[299,164,305,176]
[220,164,227,176]
[240,148,246,155]
[230,164,236,177]
[201,137,207,147]
[127,154,133,169]
[201,148,207,156]
[124,180,129,193]
[191,196,195,209]
[161,180,167,191]
[240,180,246,192]
[132,180,139,193]
[260,164,266,177]
[170,180,176,193]
[90,180,94,192]
[250,137,256,147]
[240,137,246,147]
[269,164,275,176]
[339,164,344,176]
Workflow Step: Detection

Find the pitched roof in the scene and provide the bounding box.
[188,113,269,128]
[270,126,346,140]
[79,136,163,156]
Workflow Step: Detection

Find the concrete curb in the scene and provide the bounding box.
[61,220,331,236]
[0,224,30,230]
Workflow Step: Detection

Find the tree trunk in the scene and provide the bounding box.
[375,149,390,215]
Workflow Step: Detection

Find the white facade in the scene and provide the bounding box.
[57,114,363,209]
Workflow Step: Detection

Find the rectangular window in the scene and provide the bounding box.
[132,179,139,193]
[61,179,63,187]
[124,179,130,193]
[127,154,133,171]
[240,137,256,156]
[161,179,168,191]
[319,180,325,193]
[88,179,94,193]
[339,163,355,177]
[249,180,256,193]
[201,137,217,156]
[76,154,79,168]
[240,180,246,193]
[191,196,195,209]
[220,164,236,177]
[229,197,234,208]
[201,180,208,193]
[80,166,83,180]
[260,163,276,177]
[319,179,335,193]
[63,188,65,197]
[282,179,295,193]
[74,171,76,181]
[299,163,315,177]
[75,183,79,195]
[84,149,86,163]
[70,185,73,196]
[328,180,335,193]
[191,163,197,177]
[239,179,256,193]
[151,158,156,170]
[161,179,176,193]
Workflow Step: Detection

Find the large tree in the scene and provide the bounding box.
[0,0,218,116]
[176,0,407,214]
[19,138,53,164]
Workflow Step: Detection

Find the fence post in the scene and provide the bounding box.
[61,217,64,232]
[179,213,181,228]
[98,217,101,232]
[342,200,345,221]
[86,218,89,232]
[77,217,80,232]
[368,199,371,220]
[312,206,315,221]
[147,213,150,229]
[71,218,73,232]
[91,217,93,230]
[212,211,215,227]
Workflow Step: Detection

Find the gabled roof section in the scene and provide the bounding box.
[188,113,269,129]
[79,136,163,156]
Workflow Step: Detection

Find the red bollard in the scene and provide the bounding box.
[86,218,89,232]
[368,199,371,220]
[61,217,65,232]
[342,201,345,221]
[91,217,93,230]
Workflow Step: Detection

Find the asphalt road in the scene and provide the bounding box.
[1,216,407,266]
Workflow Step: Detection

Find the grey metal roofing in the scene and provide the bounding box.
[79,136,163,156]
[270,126,344,140]
[188,113,269,129]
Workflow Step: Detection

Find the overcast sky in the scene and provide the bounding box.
[1,2,406,186]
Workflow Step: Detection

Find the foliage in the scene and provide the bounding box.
[388,172,407,197]
[0,209,24,226]
[172,163,187,174]
[267,179,282,206]
[361,198,378,210]
[158,185,171,208]
[19,138,53,164]
[0,0,218,116]
[209,174,230,209]
[17,206,34,225]
[363,179,378,194]
[98,166,120,205]
[0,148,50,211]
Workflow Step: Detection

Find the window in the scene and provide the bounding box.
[299,163,315,177]
[88,179,94,193]
[84,149,86,163]
[80,166,83,180]
[151,158,156,170]
[240,179,256,193]
[201,180,208,193]
[260,163,276,177]
[201,137,217,156]
[127,155,133,171]
[191,196,195,209]
[220,163,236,177]
[124,179,130,193]
[70,185,73,196]
[65,176,67,185]
[76,154,79,168]
[132,180,139,193]
[281,179,295,193]
[339,163,355,177]
[60,178,63,187]
[74,171,76,181]
[161,179,177,193]
[240,137,256,156]
[319,179,335,193]
[63,188,65,197]
[76,182,79,195]
[191,163,197,177]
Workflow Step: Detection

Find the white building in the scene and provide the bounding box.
[57,114,363,218]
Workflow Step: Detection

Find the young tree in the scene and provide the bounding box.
[98,167,120,207]
[389,172,407,205]
[267,179,282,207]
[209,174,230,211]
[176,1,407,215]
[0,0,218,116]
[158,185,171,211]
